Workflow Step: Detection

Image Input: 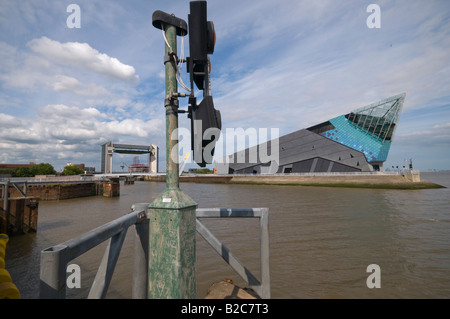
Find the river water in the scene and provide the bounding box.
[5,172,450,299]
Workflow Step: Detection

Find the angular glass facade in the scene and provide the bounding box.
[215,93,406,174]
[309,93,405,164]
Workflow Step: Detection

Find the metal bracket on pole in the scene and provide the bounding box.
[164,97,179,108]
[164,52,178,64]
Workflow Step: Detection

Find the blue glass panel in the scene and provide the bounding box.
[318,115,391,162]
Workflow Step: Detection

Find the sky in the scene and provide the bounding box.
[0,0,449,172]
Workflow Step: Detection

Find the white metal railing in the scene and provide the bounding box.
[196,207,270,299]
[39,205,270,299]
[39,208,146,299]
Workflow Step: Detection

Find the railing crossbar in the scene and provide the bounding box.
[196,207,262,218]
[196,207,270,299]
[61,210,143,261]
[88,229,128,299]
[39,209,145,299]
[40,206,270,299]
[196,219,261,288]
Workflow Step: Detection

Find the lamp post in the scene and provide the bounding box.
[148,11,197,299]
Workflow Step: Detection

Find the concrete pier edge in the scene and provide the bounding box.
[141,172,445,190]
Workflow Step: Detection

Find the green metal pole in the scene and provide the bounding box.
[148,23,198,299]
[164,24,179,190]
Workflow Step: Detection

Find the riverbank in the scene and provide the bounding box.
[141,172,445,190]
[4,180,121,201]
[6,182,99,200]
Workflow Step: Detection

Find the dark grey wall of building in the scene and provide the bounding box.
[216,129,372,174]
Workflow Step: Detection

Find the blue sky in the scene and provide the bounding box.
[0,0,449,172]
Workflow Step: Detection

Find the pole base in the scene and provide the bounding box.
[148,188,197,298]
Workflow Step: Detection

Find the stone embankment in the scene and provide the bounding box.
[6,180,120,200]
[1,179,120,235]
[142,172,444,189]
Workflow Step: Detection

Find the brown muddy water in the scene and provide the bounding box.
[5,172,450,298]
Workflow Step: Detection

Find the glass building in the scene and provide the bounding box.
[215,93,405,174]
[308,93,405,171]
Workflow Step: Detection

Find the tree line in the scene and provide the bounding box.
[0,163,85,177]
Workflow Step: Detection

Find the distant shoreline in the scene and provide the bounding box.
[141,172,445,190]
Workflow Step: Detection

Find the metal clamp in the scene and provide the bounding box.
[164,52,177,64]
[164,98,179,108]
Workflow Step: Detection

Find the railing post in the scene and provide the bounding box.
[260,208,271,299]
[131,203,150,299]
[40,245,68,299]
[2,181,9,217]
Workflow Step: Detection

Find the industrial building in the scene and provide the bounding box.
[0,163,36,170]
[215,93,405,174]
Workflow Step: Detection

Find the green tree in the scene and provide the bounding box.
[12,167,32,177]
[0,168,15,176]
[31,163,56,176]
[12,163,56,177]
[63,165,84,175]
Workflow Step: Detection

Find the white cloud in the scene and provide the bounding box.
[396,122,450,148]
[28,36,140,84]
[52,75,110,97]
[0,105,163,168]
[0,0,449,170]
[211,0,450,135]
[0,113,18,127]
[38,104,104,121]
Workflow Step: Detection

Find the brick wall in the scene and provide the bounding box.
[7,183,99,200]
[0,197,38,235]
